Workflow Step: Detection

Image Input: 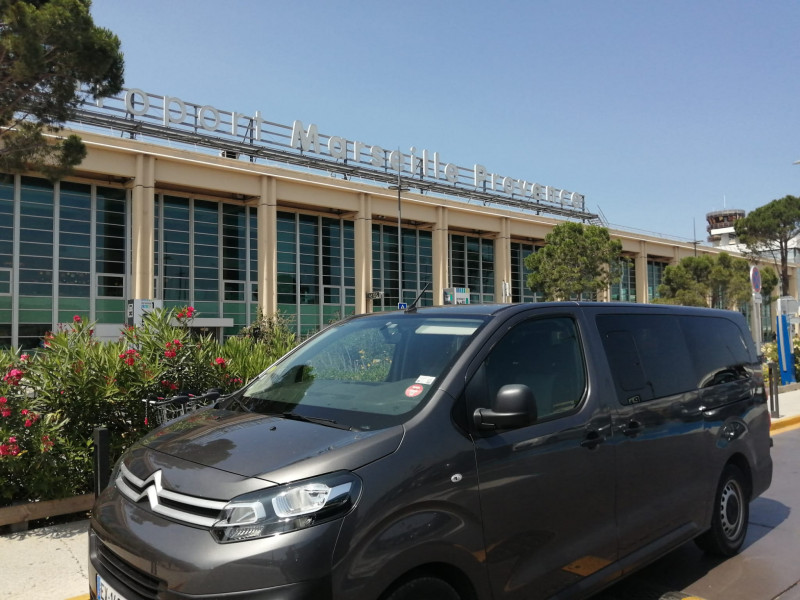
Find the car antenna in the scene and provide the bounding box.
[405,281,431,313]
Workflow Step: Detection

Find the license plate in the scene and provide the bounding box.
[97,574,128,600]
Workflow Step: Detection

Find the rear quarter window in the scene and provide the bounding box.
[680,315,752,387]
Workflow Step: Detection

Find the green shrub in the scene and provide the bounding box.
[0,347,90,502]
[0,306,298,505]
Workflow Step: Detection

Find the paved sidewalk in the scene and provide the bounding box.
[2,388,800,600]
[0,518,89,600]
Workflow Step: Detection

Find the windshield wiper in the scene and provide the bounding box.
[281,412,353,430]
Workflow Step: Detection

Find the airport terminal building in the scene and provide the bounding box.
[0,89,779,349]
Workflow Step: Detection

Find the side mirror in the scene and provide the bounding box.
[473,384,538,431]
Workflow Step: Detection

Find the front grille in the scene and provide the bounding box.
[97,538,161,600]
[116,462,228,527]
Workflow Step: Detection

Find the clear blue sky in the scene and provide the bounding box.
[90,0,800,243]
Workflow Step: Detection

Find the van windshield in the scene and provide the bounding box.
[237,314,486,430]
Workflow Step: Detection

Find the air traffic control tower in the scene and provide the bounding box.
[706,209,746,247]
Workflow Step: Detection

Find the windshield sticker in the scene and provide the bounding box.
[405,384,424,397]
[416,375,436,385]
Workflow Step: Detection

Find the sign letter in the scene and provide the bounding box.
[291,121,321,153]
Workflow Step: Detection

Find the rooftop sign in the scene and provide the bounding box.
[78,88,590,217]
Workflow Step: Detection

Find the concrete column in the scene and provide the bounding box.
[432,206,449,305]
[354,193,373,314]
[635,241,649,304]
[258,175,277,316]
[131,154,155,299]
[495,217,512,303]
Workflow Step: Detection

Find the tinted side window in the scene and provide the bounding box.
[484,317,585,418]
[681,316,751,387]
[597,314,695,405]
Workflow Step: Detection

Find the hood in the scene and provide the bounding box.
[133,408,404,484]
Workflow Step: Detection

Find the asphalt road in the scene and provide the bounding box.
[594,423,800,600]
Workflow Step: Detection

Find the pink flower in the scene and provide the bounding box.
[125,357,135,366]
[0,397,6,404]
[3,369,23,385]
[9,436,16,443]
[173,339,182,348]
[164,350,177,358]
[20,354,29,361]
[20,409,28,415]
[24,419,32,428]
[1,409,10,418]
[73,315,81,323]
[215,357,226,366]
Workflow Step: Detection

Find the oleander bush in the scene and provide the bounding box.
[0,307,296,505]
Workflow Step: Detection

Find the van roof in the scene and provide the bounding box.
[362,302,745,320]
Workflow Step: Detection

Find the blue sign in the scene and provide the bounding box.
[750,266,762,293]
[398,303,408,310]
[777,314,796,385]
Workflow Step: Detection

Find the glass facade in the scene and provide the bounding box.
[371,224,433,311]
[0,170,781,350]
[450,234,495,304]
[510,242,542,303]
[0,174,128,349]
[647,260,668,302]
[154,195,257,337]
[611,258,637,302]
[277,211,356,337]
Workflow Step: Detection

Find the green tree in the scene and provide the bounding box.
[656,252,754,309]
[759,264,779,300]
[0,0,124,180]
[655,255,713,307]
[734,195,800,297]
[525,222,623,301]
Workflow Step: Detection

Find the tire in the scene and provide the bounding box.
[384,576,462,600]
[695,464,749,556]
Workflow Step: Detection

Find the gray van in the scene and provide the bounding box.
[89,302,773,600]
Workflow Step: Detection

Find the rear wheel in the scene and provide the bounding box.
[384,576,461,600]
[695,464,749,556]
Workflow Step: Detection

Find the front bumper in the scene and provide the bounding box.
[89,489,337,599]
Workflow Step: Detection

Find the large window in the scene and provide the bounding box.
[510,242,542,303]
[0,174,128,349]
[450,234,495,304]
[647,260,668,301]
[278,212,356,337]
[611,258,637,302]
[154,195,256,336]
[371,224,432,311]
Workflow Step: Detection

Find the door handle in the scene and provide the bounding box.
[620,420,643,437]
[580,429,605,449]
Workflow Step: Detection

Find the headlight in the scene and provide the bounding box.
[211,471,362,543]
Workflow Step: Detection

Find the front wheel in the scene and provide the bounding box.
[695,464,749,556]
[384,576,462,600]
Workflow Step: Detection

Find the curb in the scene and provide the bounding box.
[771,414,800,433]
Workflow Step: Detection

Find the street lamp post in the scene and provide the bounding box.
[389,171,409,307]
